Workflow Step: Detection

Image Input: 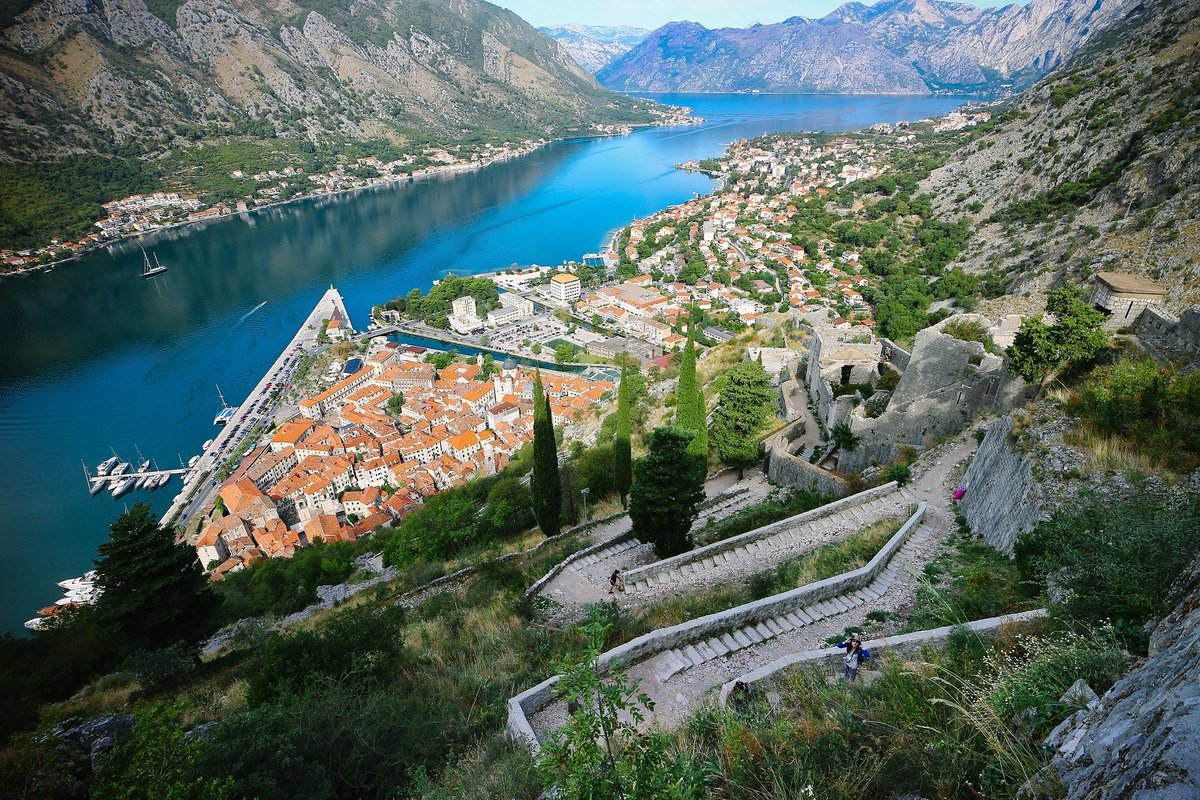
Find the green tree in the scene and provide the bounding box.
[537,612,705,800]
[1008,287,1109,393]
[386,392,405,416]
[93,504,217,650]
[830,421,861,453]
[674,327,708,475]
[630,427,705,557]
[531,373,562,536]
[555,342,577,364]
[710,359,776,479]
[614,363,634,508]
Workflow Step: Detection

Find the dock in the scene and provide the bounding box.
[159,287,354,528]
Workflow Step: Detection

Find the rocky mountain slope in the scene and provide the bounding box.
[597,0,1137,94]
[925,0,1200,310]
[537,24,647,74]
[0,0,656,164]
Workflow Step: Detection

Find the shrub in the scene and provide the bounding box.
[1016,488,1200,647]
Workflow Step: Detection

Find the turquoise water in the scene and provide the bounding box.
[0,93,970,634]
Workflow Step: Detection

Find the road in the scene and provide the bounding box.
[161,287,353,533]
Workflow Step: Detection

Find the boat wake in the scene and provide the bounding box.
[236,300,268,326]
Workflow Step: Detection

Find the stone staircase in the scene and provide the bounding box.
[624,484,915,598]
[652,516,934,683]
[565,537,643,574]
[690,483,767,532]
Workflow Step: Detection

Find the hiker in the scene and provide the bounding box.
[837,637,870,682]
[608,569,623,594]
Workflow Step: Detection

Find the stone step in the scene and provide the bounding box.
[683,645,704,668]
[719,632,741,652]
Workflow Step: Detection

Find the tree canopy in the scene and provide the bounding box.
[614,362,634,508]
[630,426,705,558]
[93,503,217,650]
[531,373,562,536]
[710,359,776,478]
[1007,287,1109,390]
[674,328,708,478]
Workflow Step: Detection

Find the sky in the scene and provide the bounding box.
[500,0,1020,30]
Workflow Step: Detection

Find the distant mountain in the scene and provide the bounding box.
[926,0,1200,307]
[597,0,1138,94]
[538,24,649,73]
[0,0,656,164]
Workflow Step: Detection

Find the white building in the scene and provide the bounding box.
[448,295,484,334]
[549,273,581,303]
[486,292,535,327]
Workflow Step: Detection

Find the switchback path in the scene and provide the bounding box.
[527,434,979,739]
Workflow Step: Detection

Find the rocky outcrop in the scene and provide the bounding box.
[0,0,653,163]
[837,315,1026,473]
[958,417,1043,555]
[596,0,1135,94]
[925,0,1200,311]
[1044,559,1200,798]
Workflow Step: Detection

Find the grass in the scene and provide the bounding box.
[1063,428,1161,475]
[701,488,828,545]
[676,618,1124,800]
[905,513,1036,632]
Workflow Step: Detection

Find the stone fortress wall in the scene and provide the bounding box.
[837,314,1026,473]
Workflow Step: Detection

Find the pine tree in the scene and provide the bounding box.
[614,362,633,508]
[629,426,705,557]
[674,327,708,476]
[710,359,776,479]
[531,372,562,536]
[93,503,217,650]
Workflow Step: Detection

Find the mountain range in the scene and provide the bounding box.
[0,0,655,165]
[597,0,1138,94]
[537,24,648,73]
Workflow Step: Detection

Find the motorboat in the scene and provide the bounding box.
[110,475,136,498]
[57,570,97,591]
[96,455,120,476]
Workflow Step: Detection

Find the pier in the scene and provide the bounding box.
[158,286,354,528]
[86,466,189,489]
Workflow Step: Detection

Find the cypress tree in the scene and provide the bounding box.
[531,372,562,536]
[674,326,708,475]
[629,426,705,557]
[614,362,633,508]
[93,503,217,650]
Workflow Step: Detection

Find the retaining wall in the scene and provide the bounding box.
[716,608,1048,706]
[622,481,898,586]
[1132,305,1200,369]
[958,417,1043,555]
[508,503,926,752]
[765,421,852,498]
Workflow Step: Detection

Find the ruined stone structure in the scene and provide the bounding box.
[764,419,851,499]
[804,325,882,429]
[837,315,1026,472]
[1130,304,1200,370]
[1089,271,1166,331]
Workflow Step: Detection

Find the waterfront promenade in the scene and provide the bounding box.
[160,287,353,528]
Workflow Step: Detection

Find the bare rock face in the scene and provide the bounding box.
[596,0,1137,94]
[1045,559,1200,798]
[923,0,1200,311]
[0,0,648,162]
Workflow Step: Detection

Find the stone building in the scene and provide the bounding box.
[836,314,1026,472]
[804,325,883,429]
[1089,271,1166,330]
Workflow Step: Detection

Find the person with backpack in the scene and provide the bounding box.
[837,636,870,681]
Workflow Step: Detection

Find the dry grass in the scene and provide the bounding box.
[1064,428,1164,476]
[38,673,140,730]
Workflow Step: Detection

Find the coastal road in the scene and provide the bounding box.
[162,287,353,532]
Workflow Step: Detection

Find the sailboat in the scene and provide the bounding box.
[213,385,236,425]
[141,248,167,278]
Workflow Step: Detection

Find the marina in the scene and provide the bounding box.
[0,92,972,634]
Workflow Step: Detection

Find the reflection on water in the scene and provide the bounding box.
[0,93,972,633]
